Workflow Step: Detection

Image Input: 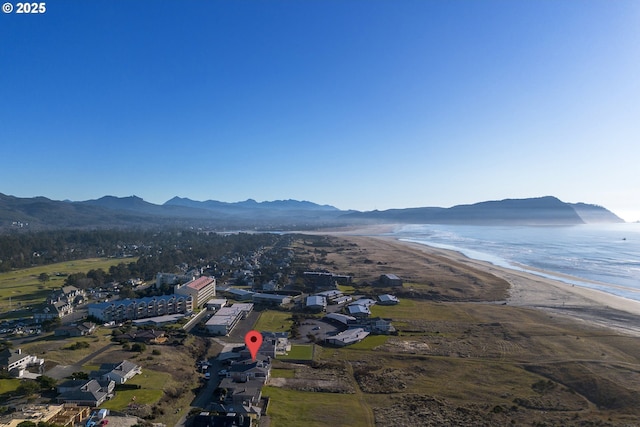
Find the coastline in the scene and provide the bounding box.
[318,224,640,336]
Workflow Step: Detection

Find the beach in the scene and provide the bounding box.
[320,225,640,337]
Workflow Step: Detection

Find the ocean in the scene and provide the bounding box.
[390,223,640,302]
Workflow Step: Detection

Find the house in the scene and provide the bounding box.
[316,290,343,301]
[324,312,356,326]
[352,317,395,334]
[55,322,97,337]
[347,298,376,318]
[305,295,327,312]
[227,359,270,383]
[0,348,44,377]
[193,412,252,427]
[325,328,369,347]
[377,294,400,305]
[218,377,264,406]
[48,286,86,305]
[379,274,403,287]
[98,360,141,384]
[34,301,74,322]
[261,331,290,356]
[56,379,115,407]
[347,304,371,318]
[115,329,167,344]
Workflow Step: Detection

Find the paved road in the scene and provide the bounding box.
[45,342,115,380]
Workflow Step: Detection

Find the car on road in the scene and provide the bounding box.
[204,372,211,380]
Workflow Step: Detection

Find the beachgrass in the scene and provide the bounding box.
[262,386,371,427]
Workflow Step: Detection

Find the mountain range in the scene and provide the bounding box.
[0,193,624,232]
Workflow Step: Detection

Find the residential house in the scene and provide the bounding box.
[0,348,44,377]
[377,294,400,305]
[56,379,115,407]
[325,328,369,347]
[379,274,403,287]
[261,331,290,355]
[324,313,356,326]
[34,301,74,322]
[305,295,327,312]
[48,286,86,305]
[97,360,141,384]
[54,322,97,337]
[227,360,270,383]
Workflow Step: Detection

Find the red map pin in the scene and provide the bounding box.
[244,330,263,361]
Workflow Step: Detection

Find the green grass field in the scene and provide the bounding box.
[263,386,371,427]
[270,368,295,378]
[253,310,293,332]
[0,258,137,314]
[278,344,313,361]
[0,378,21,396]
[100,369,170,410]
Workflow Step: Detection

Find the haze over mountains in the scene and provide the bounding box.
[0,193,624,232]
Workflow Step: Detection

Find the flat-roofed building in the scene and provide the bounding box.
[225,288,255,301]
[205,298,228,311]
[252,293,291,307]
[174,276,216,307]
[205,303,254,336]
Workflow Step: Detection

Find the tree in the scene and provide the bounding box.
[37,375,57,391]
[17,381,40,397]
[131,343,146,352]
[38,273,50,285]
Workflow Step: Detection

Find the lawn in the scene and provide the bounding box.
[278,344,313,361]
[0,258,136,314]
[270,368,295,378]
[100,369,170,411]
[263,386,371,427]
[0,378,20,395]
[252,310,293,332]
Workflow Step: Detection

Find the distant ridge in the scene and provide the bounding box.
[0,193,625,232]
[340,196,625,225]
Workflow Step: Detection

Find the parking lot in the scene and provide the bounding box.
[295,318,340,343]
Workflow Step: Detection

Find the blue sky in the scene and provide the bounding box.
[1,0,639,220]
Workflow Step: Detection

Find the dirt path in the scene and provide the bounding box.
[345,361,375,427]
